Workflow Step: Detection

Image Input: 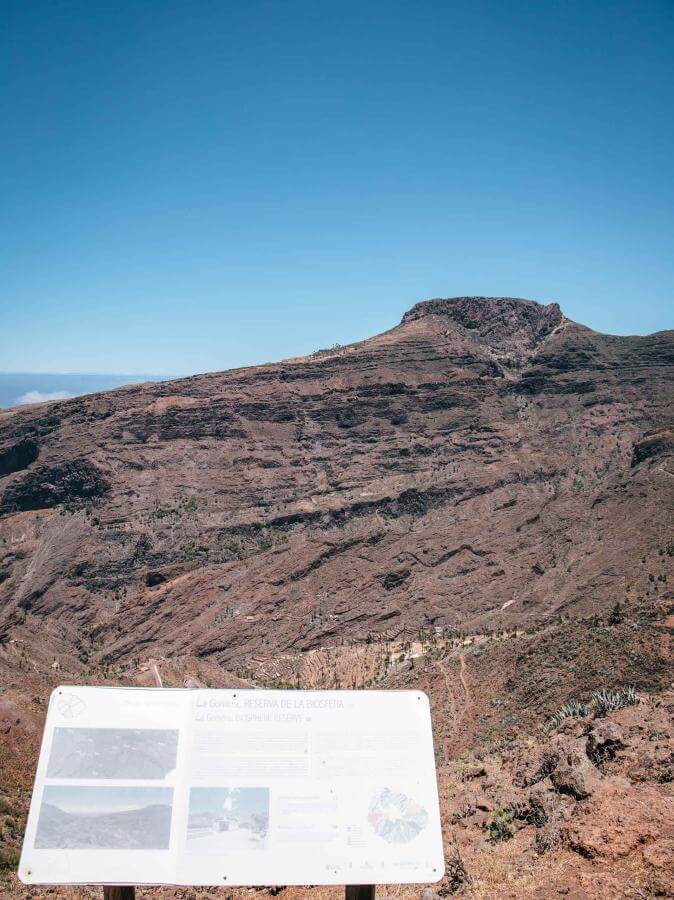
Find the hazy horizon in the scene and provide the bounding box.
[0,372,172,409]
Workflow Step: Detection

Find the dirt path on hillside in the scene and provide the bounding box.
[437,650,471,762]
[459,651,470,715]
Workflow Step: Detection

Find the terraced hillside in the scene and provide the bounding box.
[0,296,672,897]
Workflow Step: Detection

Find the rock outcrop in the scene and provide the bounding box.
[0,296,670,674]
[0,295,672,898]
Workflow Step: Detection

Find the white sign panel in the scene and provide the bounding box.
[20,686,444,886]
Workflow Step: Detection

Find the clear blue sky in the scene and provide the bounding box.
[1,0,672,376]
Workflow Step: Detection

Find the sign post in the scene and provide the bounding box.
[20,686,443,891]
[101,883,373,898]
[103,884,373,899]
[346,885,375,900]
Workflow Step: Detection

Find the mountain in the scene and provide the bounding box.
[0,296,671,665]
[0,296,672,897]
[34,801,172,850]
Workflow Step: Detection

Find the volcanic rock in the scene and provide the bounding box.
[0,295,672,898]
[0,296,670,675]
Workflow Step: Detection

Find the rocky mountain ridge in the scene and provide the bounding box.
[0,296,670,672]
[0,295,672,897]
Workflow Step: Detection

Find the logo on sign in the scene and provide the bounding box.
[57,693,86,719]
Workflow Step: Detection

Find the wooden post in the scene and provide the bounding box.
[346,886,375,900]
[103,888,135,900]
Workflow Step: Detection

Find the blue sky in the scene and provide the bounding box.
[189,787,268,817]
[1,0,672,376]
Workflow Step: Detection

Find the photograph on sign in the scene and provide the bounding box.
[34,786,174,850]
[187,787,269,852]
[46,727,179,779]
[19,686,444,886]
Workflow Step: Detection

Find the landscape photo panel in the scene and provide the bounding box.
[34,785,174,850]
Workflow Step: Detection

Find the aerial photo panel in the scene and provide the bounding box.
[46,727,179,780]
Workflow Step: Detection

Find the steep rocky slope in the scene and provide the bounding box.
[0,296,672,670]
[0,296,672,897]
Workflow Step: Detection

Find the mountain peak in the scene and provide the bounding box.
[401,296,564,347]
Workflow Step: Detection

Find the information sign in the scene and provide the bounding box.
[19,686,444,886]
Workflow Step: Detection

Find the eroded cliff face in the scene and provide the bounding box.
[0,297,671,677]
[0,296,672,898]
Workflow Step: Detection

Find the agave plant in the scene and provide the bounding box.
[590,686,638,717]
[543,699,588,732]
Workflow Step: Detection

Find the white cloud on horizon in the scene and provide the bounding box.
[14,390,74,406]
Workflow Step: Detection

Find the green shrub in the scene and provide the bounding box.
[445,841,472,891]
[489,807,515,842]
[608,601,623,625]
[0,844,20,872]
[311,342,342,357]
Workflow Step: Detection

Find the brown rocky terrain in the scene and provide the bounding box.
[0,296,672,898]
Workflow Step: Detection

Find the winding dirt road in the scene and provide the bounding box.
[436,650,471,762]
